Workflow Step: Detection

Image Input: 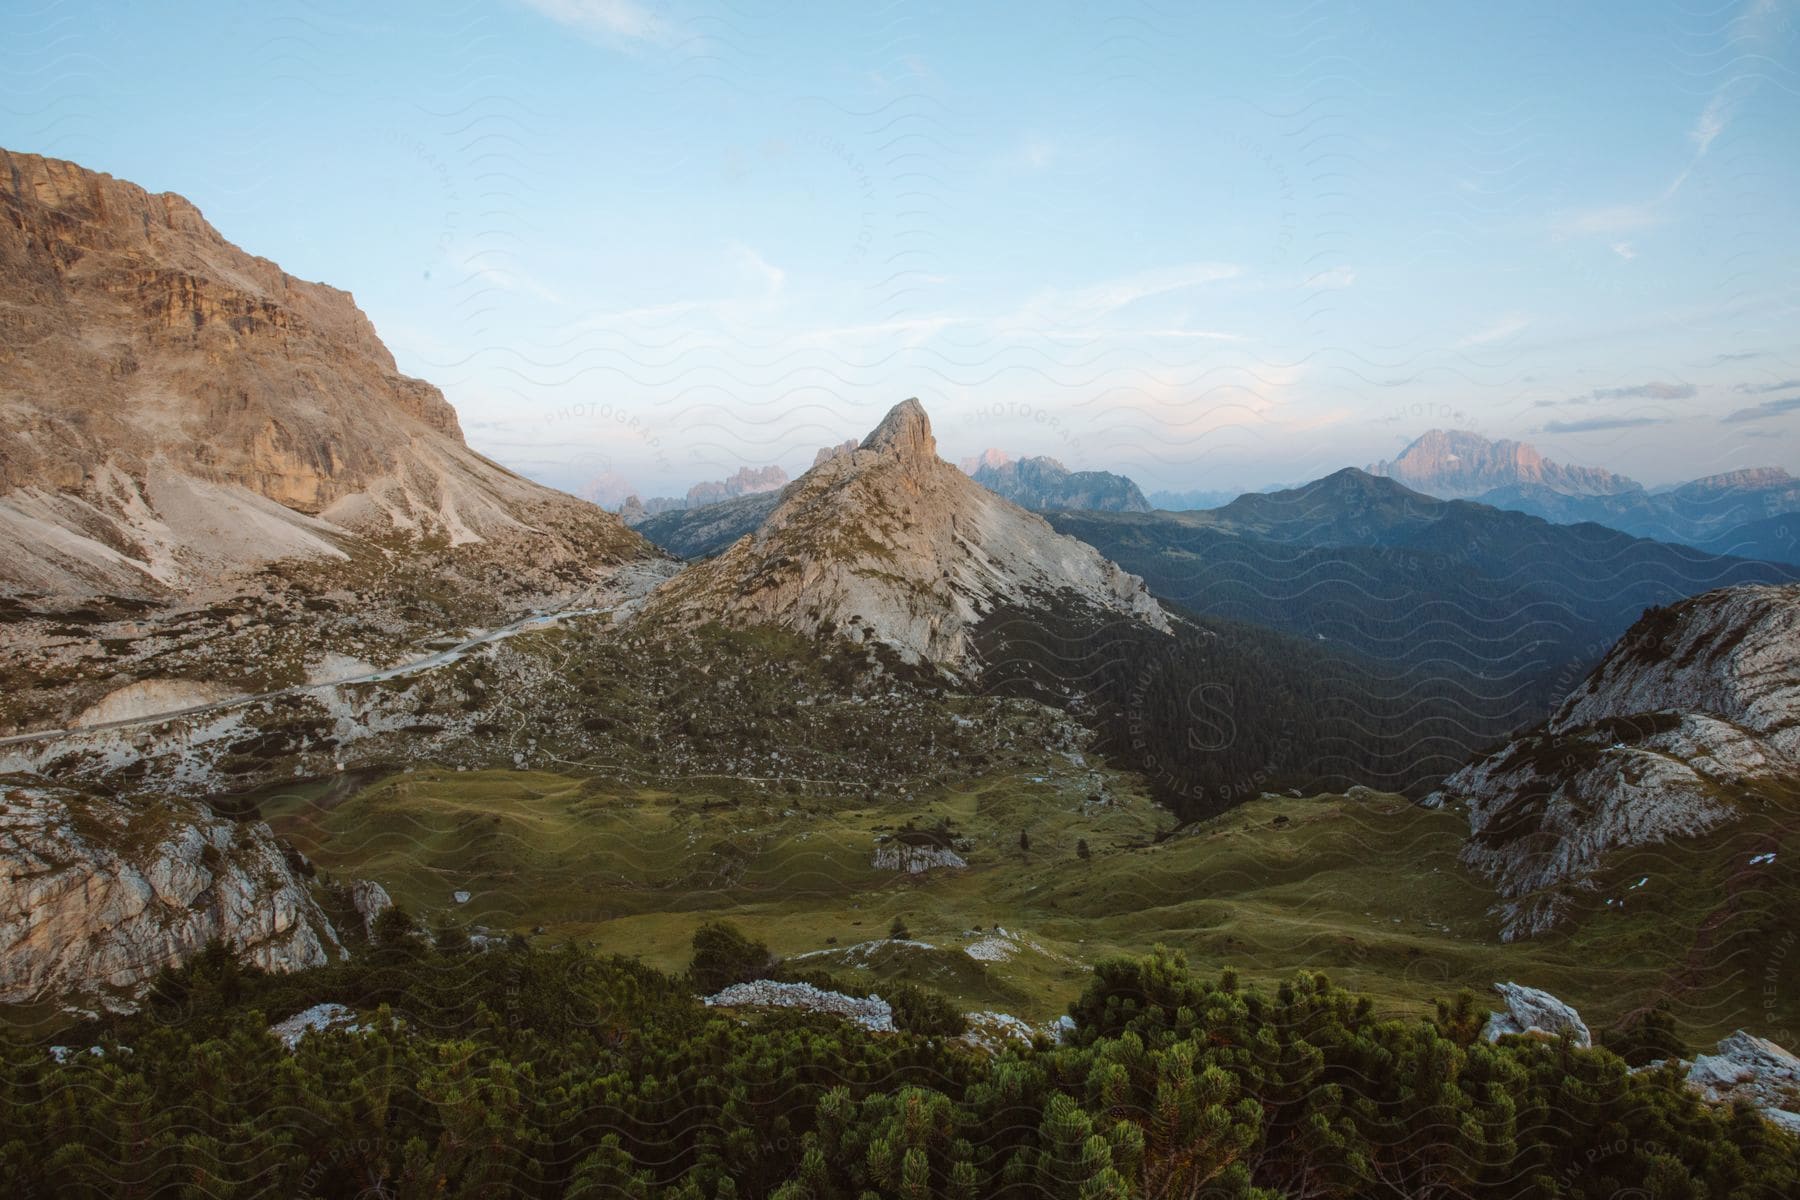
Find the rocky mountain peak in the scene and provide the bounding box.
[1676,467,1795,495]
[1369,428,1640,499]
[860,398,936,462]
[643,399,1168,668]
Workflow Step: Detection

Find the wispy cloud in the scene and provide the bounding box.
[1592,381,1695,401]
[1542,416,1670,433]
[1552,0,1781,246]
[1302,265,1356,291]
[999,134,1057,172]
[1538,380,1695,407]
[732,245,787,299]
[514,0,670,44]
[1723,395,1800,424]
[1004,262,1242,331]
[1553,205,1662,238]
[1733,378,1800,395]
[1456,313,1530,348]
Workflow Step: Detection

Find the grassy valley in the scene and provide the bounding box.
[254,760,1800,1047]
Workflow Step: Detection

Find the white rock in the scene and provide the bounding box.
[1437,585,1800,939]
[703,979,896,1032]
[872,841,967,874]
[0,784,343,1006]
[1482,982,1592,1047]
[350,879,392,937]
[452,890,471,905]
[267,1003,362,1050]
[1686,1030,1800,1129]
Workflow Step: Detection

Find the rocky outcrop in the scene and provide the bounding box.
[968,454,1152,513]
[1482,982,1592,1046]
[1369,429,1639,499]
[0,782,344,1007]
[702,979,896,1032]
[268,1002,364,1050]
[0,147,651,600]
[1433,584,1800,938]
[872,841,968,874]
[1684,1031,1800,1134]
[642,399,1169,669]
[350,879,393,938]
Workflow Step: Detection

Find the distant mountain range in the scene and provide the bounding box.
[1370,430,1800,563]
[1146,486,1251,510]
[617,465,790,525]
[1050,468,1799,734]
[963,452,1150,512]
[1368,428,1641,498]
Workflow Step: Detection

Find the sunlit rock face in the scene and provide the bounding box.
[1434,584,1800,938]
[643,398,1168,671]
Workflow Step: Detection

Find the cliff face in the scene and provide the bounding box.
[1431,584,1800,938]
[0,783,346,1008]
[0,147,650,599]
[643,399,1168,669]
[1369,429,1640,500]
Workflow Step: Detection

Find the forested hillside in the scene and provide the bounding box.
[5,928,1793,1198]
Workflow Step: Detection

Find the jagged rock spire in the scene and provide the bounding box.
[860,398,935,461]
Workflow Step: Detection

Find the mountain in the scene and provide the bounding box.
[966,454,1151,512]
[0,148,661,732]
[1431,583,1800,939]
[1047,469,1800,737]
[643,399,1168,668]
[1697,511,1800,566]
[617,464,790,525]
[1370,429,1640,499]
[634,489,783,558]
[0,149,649,600]
[1146,486,1245,510]
[1473,468,1800,555]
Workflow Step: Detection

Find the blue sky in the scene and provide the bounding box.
[4,0,1797,500]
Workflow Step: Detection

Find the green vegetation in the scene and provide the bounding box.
[974,600,1512,810]
[251,765,1800,1048]
[690,920,776,993]
[4,939,1792,1198]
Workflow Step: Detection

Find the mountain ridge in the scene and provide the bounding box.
[1370,428,1641,499]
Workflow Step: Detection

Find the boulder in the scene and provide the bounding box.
[1686,1031,1800,1133]
[1482,982,1592,1047]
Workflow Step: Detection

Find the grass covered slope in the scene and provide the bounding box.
[257,765,1800,1048]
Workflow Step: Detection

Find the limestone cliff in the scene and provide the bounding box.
[0,147,651,599]
[1431,584,1800,938]
[642,399,1168,669]
[0,782,345,1007]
